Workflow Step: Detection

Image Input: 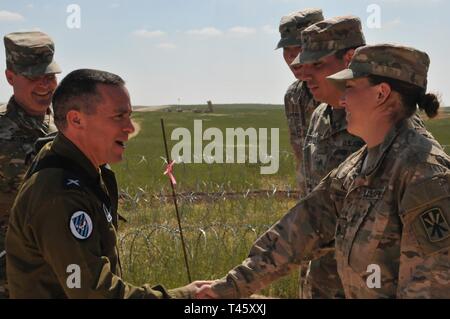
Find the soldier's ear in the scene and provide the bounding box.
[343,49,355,67]
[376,82,391,105]
[67,110,83,128]
[5,69,14,86]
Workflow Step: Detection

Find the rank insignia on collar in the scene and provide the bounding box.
[420,208,450,242]
[66,179,80,187]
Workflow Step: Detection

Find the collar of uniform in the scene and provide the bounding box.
[320,104,348,136]
[52,133,101,182]
[361,119,410,177]
[5,96,52,134]
[300,81,318,103]
[299,80,308,92]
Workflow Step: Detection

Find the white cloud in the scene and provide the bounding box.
[186,27,223,37]
[26,4,34,9]
[156,42,177,49]
[261,24,277,35]
[0,10,25,22]
[132,29,166,38]
[110,3,120,9]
[228,26,256,37]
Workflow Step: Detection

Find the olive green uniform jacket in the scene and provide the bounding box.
[6,134,186,298]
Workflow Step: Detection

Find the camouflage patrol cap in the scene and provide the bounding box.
[4,31,61,77]
[327,44,430,90]
[292,15,366,65]
[275,8,323,50]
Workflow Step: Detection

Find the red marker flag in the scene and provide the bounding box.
[164,160,177,185]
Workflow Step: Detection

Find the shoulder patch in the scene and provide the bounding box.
[69,211,93,240]
[420,208,450,242]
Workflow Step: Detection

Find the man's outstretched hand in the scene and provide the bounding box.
[195,283,220,299]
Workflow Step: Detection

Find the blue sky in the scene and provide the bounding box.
[0,0,449,105]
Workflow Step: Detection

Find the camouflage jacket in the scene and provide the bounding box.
[284,80,319,196]
[211,120,450,298]
[0,96,57,222]
[303,103,365,194]
[299,103,364,298]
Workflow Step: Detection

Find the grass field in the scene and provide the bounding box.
[113,104,450,298]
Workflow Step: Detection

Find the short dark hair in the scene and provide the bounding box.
[368,75,440,119]
[52,69,125,130]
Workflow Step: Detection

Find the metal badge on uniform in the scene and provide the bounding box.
[102,203,113,223]
[69,211,93,240]
[420,208,450,242]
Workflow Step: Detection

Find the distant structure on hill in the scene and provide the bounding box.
[171,100,214,113]
[206,100,214,113]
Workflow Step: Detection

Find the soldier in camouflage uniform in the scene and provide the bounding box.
[287,16,368,299]
[0,31,60,298]
[6,69,207,298]
[292,16,367,196]
[197,44,450,299]
[276,9,323,197]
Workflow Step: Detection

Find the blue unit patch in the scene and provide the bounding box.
[69,211,93,240]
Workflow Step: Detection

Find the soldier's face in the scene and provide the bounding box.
[81,84,135,167]
[6,70,57,115]
[339,77,380,136]
[301,54,347,106]
[283,46,304,79]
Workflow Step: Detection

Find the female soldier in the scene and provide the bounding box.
[196,44,450,298]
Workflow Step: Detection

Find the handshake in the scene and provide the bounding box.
[176,280,221,299]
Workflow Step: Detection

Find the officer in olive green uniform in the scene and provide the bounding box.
[5,69,202,298]
[276,9,323,197]
[203,44,450,299]
[0,31,60,298]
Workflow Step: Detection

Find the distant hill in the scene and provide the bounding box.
[134,104,449,112]
[165,103,283,111]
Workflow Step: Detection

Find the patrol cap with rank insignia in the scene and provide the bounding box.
[4,31,62,77]
[292,15,366,65]
[275,8,324,49]
[327,44,430,91]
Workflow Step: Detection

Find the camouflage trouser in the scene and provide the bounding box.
[0,222,8,299]
[299,251,345,299]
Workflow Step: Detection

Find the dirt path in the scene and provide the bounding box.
[130,120,141,139]
[129,106,168,139]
